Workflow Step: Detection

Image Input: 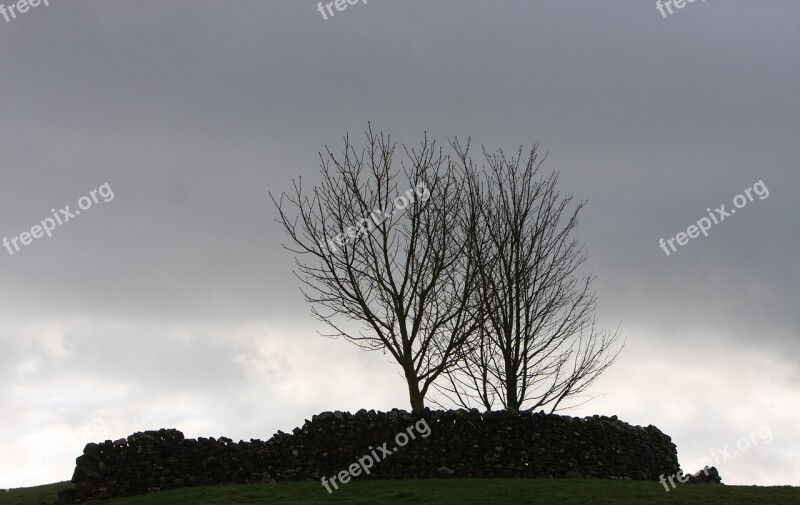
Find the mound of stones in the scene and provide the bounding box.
[686,466,723,484]
[57,409,684,502]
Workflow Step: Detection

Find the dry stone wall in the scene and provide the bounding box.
[58,409,681,502]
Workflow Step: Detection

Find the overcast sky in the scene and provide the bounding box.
[1,0,798,489]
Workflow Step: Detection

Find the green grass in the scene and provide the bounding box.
[0,482,73,505]
[2,479,799,505]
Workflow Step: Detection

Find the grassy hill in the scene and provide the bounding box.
[3,479,799,505]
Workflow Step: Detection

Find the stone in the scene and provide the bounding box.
[686,466,723,484]
[314,411,334,422]
[56,411,681,503]
[436,466,456,478]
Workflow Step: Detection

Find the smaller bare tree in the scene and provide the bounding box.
[271,126,481,411]
[436,143,623,413]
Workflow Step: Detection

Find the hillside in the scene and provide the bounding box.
[3,479,800,505]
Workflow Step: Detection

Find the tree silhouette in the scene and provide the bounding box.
[435,142,623,412]
[272,126,480,411]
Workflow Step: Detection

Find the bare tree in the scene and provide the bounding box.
[270,126,480,412]
[435,143,623,413]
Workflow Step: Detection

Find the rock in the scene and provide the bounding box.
[82,443,101,457]
[685,466,723,484]
[73,480,96,497]
[314,411,334,422]
[436,466,456,478]
[57,411,682,502]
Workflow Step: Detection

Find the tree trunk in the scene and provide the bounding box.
[405,371,426,412]
[505,354,520,413]
[506,382,520,413]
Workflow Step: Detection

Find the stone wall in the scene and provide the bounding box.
[59,409,681,502]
